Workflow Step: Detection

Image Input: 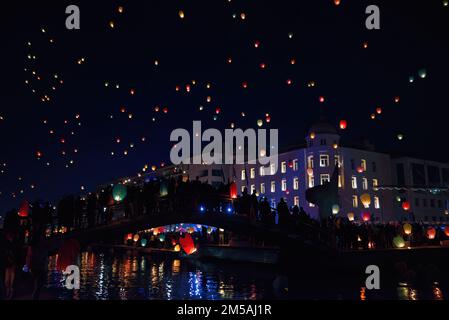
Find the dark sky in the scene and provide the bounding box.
[1,0,449,214]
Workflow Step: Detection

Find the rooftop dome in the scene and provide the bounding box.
[307,120,338,136]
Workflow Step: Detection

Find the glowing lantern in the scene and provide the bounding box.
[376,107,382,114]
[307,168,314,176]
[257,119,263,127]
[160,180,168,196]
[426,227,436,240]
[357,166,364,173]
[418,68,427,79]
[394,96,400,103]
[18,200,30,217]
[178,10,185,19]
[397,134,404,141]
[286,79,292,86]
[141,239,147,247]
[393,236,405,248]
[361,211,371,222]
[444,226,449,237]
[319,96,325,103]
[117,6,124,13]
[347,212,355,221]
[242,82,248,89]
[158,234,166,242]
[230,181,238,199]
[360,194,371,208]
[409,76,415,83]
[334,0,341,5]
[112,184,127,202]
[207,227,213,234]
[126,233,133,241]
[265,115,271,123]
[133,234,140,242]
[179,234,196,255]
[339,120,347,130]
[215,107,221,114]
[310,132,316,139]
[332,204,340,215]
[174,244,181,252]
[402,201,411,211]
[403,223,412,235]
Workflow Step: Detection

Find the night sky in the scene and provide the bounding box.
[1,0,449,214]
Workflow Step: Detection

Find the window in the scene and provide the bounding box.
[320,174,330,185]
[362,178,368,190]
[415,198,420,207]
[320,155,329,167]
[350,159,355,170]
[335,155,341,166]
[307,156,314,169]
[372,179,379,188]
[294,196,300,206]
[241,186,246,193]
[250,185,256,194]
[374,196,380,209]
[308,176,315,188]
[320,139,327,146]
[309,202,315,208]
[361,159,367,171]
[270,164,276,175]
[338,175,342,188]
[250,168,256,179]
[281,162,287,173]
[351,176,357,189]
[430,199,435,208]
[271,181,276,193]
[293,178,299,190]
[352,195,358,208]
[241,170,246,181]
[293,159,299,171]
[372,162,377,173]
[260,183,265,194]
[281,179,287,191]
[259,166,265,177]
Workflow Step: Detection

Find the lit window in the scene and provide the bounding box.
[281,179,287,191]
[361,159,367,171]
[260,183,265,194]
[271,199,276,208]
[241,186,246,193]
[351,176,357,189]
[335,155,341,166]
[250,168,256,179]
[260,167,265,177]
[294,196,300,206]
[309,202,315,208]
[320,174,330,185]
[362,178,368,190]
[271,181,276,193]
[250,185,256,194]
[281,162,287,173]
[270,163,276,175]
[308,176,315,188]
[338,175,343,188]
[307,156,314,169]
[241,170,246,181]
[374,196,380,209]
[352,195,358,208]
[372,179,378,188]
[320,155,329,167]
[293,178,299,190]
[293,159,299,171]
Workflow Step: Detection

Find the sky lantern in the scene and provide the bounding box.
[361,211,371,222]
[126,233,133,241]
[334,0,341,6]
[418,68,427,79]
[426,227,436,240]
[286,79,293,86]
[310,132,316,139]
[357,166,364,173]
[288,32,294,39]
[260,62,266,69]
[393,236,405,248]
[319,96,325,103]
[409,76,415,83]
[254,41,260,48]
[397,134,404,141]
[339,120,347,130]
[360,194,371,208]
[332,204,340,215]
[402,201,411,211]
[265,115,271,123]
[444,0,449,7]
[112,184,127,202]
[215,107,221,114]
[178,10,185,19]
[444,226,449,237]
[307,168,314,177]
[174,244,181,252]
[18,200,30,217]
[141,239,147,247]
[230,181,238,199]
[403,223,412,235]
[376,107,382,114]
[133,234,140,242]
[163,107,169,114]
[117,6,124,13]
[347,213,355,222]
[394,96,400,103]
[257,119,263,127]
[242,82,248,89]
[179,234,196,255]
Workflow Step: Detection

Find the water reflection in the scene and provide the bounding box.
[46,251,273,300]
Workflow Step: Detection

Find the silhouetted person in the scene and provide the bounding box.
[250,191,259,221]
[277,198,290,228]
[26,236,49,300]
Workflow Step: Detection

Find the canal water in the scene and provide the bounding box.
[45,250,447,300]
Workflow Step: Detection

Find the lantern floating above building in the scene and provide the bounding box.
[426,227,436,240]
[112,184,127,202]
[360,194,371,208]
[393,236,405,248]
[332,204,340,215]
[361,211,371,222]
[347,212,355,222]
[403,223,412,235]
[402,201,411,211]
[18,200,30,217]
[339,120,347,130]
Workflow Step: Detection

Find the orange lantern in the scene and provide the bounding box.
[357,166,364,173]
[230,182,238,199]
[444,226,449,237]
[360,194,371,209]
[426,227,436,240]
[361,211,371,222]
[179,233,196,255]
[307,168,314,177]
